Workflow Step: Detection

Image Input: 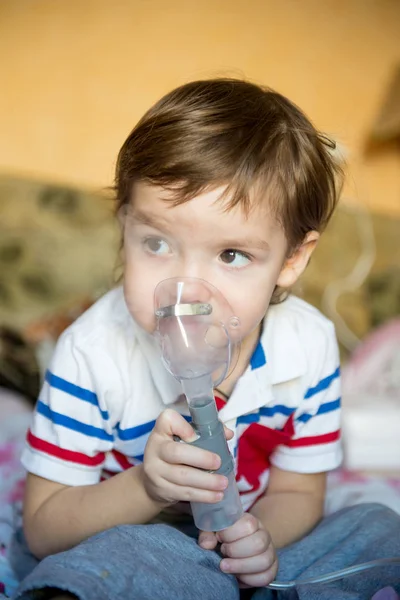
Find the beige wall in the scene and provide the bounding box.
[1,0,399,214]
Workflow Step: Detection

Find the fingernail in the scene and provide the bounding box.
[214,456,221,469]
[220,560,230,572]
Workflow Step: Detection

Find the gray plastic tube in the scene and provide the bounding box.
[188,397,243,531]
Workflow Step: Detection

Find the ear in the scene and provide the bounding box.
[276,231,319,289]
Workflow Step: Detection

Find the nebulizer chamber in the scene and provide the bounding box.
[155,277,243,531]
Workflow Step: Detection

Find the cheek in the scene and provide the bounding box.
[227,274,278,335]
[233,292,271,334]
[123,261,159,333]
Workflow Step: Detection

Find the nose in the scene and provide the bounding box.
[173,256,206,283]
[176,279,213,306]
[155,277,212,311]
[180,257,214,299]
[168,256,212,291]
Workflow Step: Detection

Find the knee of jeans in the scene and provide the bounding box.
[349,502,399,524]
[99,523,191,556]
[110,523,179,544]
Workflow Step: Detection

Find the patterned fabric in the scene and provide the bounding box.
[0,328,39,405]
[0,434,27,598]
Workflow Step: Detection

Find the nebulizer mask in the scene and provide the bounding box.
[154,277,243,531]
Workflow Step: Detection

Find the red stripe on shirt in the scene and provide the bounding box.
[112,449,134,470]
[287,430,340,447]
[214,395,226,412]
[27,430,105,467]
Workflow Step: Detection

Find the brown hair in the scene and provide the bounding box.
[115,77,343,262]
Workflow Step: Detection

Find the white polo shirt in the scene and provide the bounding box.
[23,286,342,511]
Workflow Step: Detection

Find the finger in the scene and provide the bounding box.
[198,530,219,550]
[223,425,234,440]
[164,482,225,504]
[217,513,259,544]
[236,560,278,588]
[163,463,228,492]
[220,552,275,575]
[154,409,198,443]
[162,439,221,471]
[220,530,271,559]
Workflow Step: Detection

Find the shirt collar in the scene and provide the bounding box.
[264,300,307,385]
[129,319,183,406]
[218,299,307,422]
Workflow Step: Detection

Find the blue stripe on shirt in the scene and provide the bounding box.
[37,400,113,441]
[250,342,266,369]
[45,370,109,421]
[116,419,156,441]
[260,404,293,417]
[304,366,340,400]
[297,398,341,423]
[237,412,260,425]
[116,413,192,442]
[237,404,294,425]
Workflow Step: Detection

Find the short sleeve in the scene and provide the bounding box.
[22,330,115,486]
[270,322,343,473]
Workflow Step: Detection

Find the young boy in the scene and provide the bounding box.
[12,79,400,600]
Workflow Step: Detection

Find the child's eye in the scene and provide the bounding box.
[143,237,171,255]
[219,249,251,268]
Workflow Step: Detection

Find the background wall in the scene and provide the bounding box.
[0,0,399,214]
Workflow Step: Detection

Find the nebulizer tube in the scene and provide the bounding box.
[180,374,244,531]
[267,557,400,589]
[154,277,243,531]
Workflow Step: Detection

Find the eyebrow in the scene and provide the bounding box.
[218,238,271,252]
[128,209,171,231]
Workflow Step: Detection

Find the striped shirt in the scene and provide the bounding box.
[23,287,342,511]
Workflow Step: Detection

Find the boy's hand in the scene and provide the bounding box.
[143,409,233,506]
[198,513,278,588]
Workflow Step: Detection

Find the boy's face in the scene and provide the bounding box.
[123,182,308,342]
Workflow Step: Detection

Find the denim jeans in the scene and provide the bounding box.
[11,503,400,600]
